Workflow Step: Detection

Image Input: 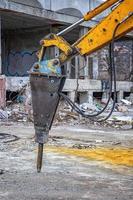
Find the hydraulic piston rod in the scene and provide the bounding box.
[57,0,119,36]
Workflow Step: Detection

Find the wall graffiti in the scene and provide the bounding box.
[5,50,38,76]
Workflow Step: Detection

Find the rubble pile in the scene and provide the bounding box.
[116,99,131,113]
[0,83,33,122]
[54,101,79,125]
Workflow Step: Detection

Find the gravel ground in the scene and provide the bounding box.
[0,122,133,200]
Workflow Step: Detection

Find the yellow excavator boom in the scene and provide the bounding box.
[39,0,133,64]
[75,0,133,56]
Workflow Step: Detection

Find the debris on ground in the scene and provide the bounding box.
[121,99,132,106]
[72,143,96,149]
[80,102,97,112]
[54,101,79,125]
[5,83,33,122]
[6,103,28,122]
[116,104,128,112]
[1,83,133,130]
[0,109,8,120]
[0,169,4,175]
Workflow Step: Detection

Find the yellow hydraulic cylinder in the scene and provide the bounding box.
[84,0,119,21]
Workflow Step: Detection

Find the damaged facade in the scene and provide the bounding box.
[0,0,133,108]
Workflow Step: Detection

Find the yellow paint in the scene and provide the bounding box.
[76,0,133,55]
[45,146,133,167]
[42,34,72,56]
[84,0,119,21]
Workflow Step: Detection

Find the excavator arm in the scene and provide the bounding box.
[38,0,133,64]
[29,0,133,173]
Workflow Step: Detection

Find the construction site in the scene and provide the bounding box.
[0,0,133,199]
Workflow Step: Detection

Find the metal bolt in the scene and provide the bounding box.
[103,28,106,32]
[88,39,93,43]
[115,19,118,23]
[34,64,39,69]
[53,59,59,65]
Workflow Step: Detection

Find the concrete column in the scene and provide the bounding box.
[0,16,1,75]
[66,60,71,78]
[84,56,89,79]
[80,91,94,104]
[75,56,79,79]
[0,75,6,108]
[117,90,124,103]
[79,27,89,79]
[130,93,133,103]
[68,91,75,102]
[78,56,84,77]
[0,17,6,108]
[93,56,98,79]
[130,86,133,103]
[102,92,109,104]
[87,90,93,104]
[88,56,93,79]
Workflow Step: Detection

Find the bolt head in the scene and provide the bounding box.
[53,59,59,65]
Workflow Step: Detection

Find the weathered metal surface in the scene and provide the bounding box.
[31,59,61,76]
[37,143,43,173]
[30,74,65,144]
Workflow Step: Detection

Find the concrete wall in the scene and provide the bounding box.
[114,40,133,81]
[2,29,50,76]
[97,39,133,81]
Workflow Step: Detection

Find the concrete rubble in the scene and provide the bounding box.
[0,109,8,120]
[0,84,132,130]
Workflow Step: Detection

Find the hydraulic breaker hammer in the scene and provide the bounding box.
[30,59,65,172]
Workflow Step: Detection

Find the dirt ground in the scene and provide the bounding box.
[0,122,133,200]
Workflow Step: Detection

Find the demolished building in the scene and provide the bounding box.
[0,0,133,108]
